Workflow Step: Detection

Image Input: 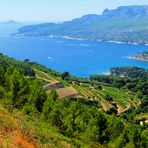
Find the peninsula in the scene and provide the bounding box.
[128,51,148,62]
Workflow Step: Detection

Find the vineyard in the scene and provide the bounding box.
[34,68,140,114]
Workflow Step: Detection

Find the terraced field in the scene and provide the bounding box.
[35,69,79,99]
[72,84,114,112]
[47,87,79,99]
[34,68,58,83]
[34,68,140,114]
[101,86,140,109]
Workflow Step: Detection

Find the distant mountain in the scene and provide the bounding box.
[102,5,148,19]
[17,5,148,45]
[2,20,20,25]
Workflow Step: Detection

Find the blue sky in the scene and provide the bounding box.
[0,0,148,21]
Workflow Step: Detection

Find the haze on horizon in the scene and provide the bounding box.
[0,0,148,22]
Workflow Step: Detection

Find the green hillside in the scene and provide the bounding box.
[0,53,147,147]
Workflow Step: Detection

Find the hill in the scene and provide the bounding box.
[0,53,147,147]
[17,5,148,45]
[110,66,148,78]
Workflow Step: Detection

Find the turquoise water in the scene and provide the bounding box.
[0,35,147,77]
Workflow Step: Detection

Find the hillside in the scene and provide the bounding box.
[0,53,148,147]
[17,5,148,45]
[0,105,39,147]
[110,66,148,78]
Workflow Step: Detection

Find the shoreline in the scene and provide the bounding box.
[127,56,148,62]
[15,34,148,46]
[48,35,87,41]
[48,35,148,46]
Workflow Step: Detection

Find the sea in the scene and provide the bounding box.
[0,24,147,77]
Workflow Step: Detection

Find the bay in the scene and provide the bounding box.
[0,35,148,77]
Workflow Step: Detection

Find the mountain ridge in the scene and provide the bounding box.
[1,20,20,25]
[102,5,148,19]
[17,5,148,45]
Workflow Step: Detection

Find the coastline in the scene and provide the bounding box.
[106,40,140,45]
[15,33,148,46]
[48,35,86,41]
[48,35,148,46]
[127,56,148,62]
